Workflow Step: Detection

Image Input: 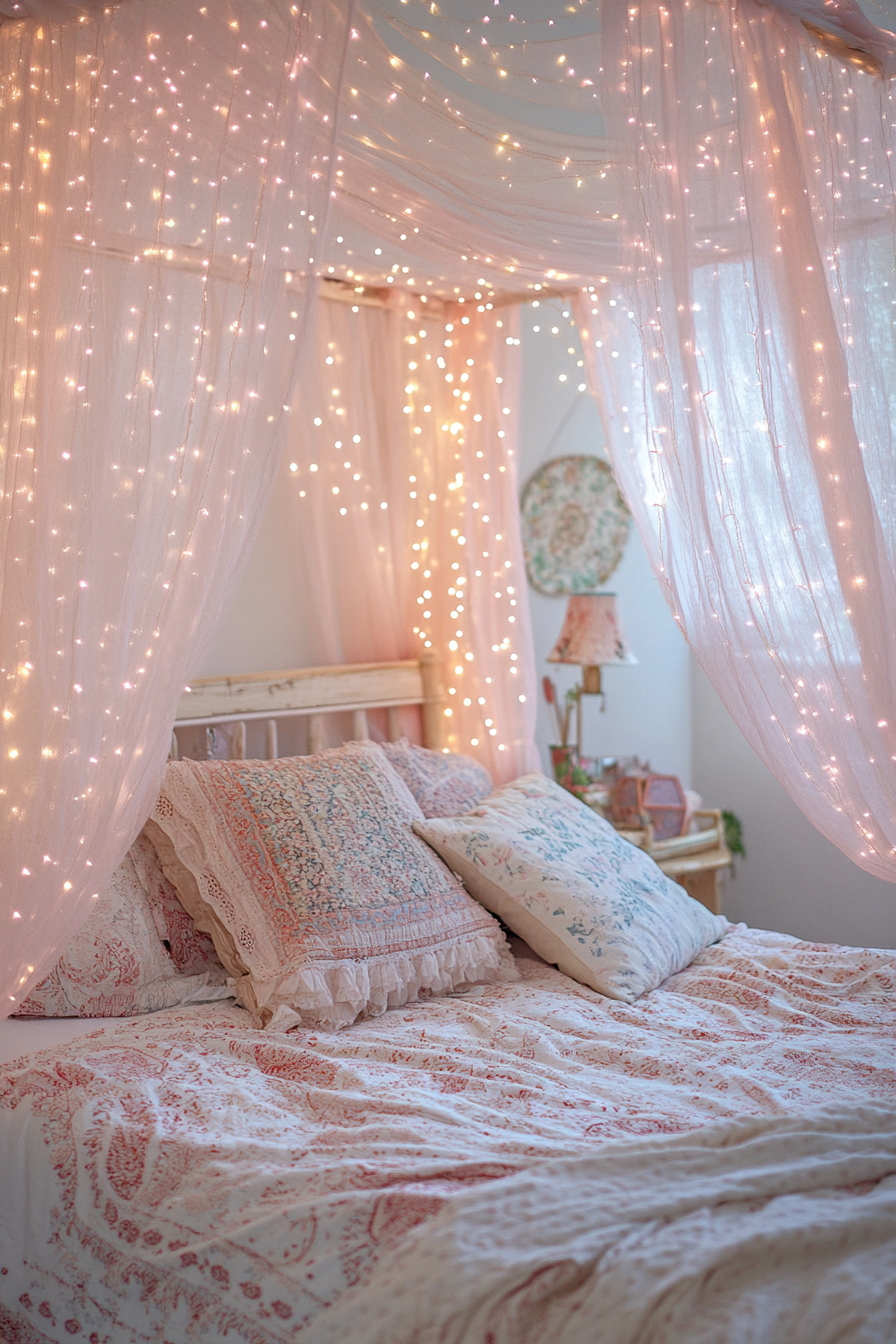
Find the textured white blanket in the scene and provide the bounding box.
[315,1105,896,1344]
[2,931,894,1343]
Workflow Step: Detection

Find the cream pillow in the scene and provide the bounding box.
[414,772,728,1003]
[146,742,516,1031]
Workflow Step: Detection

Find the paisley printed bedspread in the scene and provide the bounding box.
[0,925,894,1344]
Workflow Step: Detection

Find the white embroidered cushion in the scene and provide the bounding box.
[15,852,231,1019]
[145,742,517,1032]
[414,772,728,1003]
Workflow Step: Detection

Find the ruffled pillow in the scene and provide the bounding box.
[130,831,222,975]
[379,738,493,817]
[145,742,517,1031]
[15,852,231,1018]
[414,772,728,1004]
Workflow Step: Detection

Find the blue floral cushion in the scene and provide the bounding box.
[414,772,728,1002]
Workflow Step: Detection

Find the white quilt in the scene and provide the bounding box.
[314,1105,896,1344]
[0,927,894,1343]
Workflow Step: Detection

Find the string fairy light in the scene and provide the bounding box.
[290,284,534,777]
[316,0,615,301]
[0,0,348,1011]
[586,0,896,879]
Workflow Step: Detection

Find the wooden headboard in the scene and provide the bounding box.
[171,653,446,760]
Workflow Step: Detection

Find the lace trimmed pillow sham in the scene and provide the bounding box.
[145,742,517,1031]
[414,772,728,1003]
[379,738,493,817]
[15,851,231,1018]
[130,831,223,976]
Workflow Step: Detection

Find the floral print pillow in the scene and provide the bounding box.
[414,772,728,1003]
[379,738,493,817]
[146,742,516,1031]
[16,852,231,1018]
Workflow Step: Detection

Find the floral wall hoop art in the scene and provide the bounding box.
[520,456,631,595]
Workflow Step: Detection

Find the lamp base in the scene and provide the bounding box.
[581,664,603,695]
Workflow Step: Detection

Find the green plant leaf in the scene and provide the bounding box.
[722,809,746,858]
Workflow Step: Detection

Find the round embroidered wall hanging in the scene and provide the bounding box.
[520,455,631,595]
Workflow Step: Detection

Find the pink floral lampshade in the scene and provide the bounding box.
[546,594,637,679]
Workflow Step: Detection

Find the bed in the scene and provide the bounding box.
[1,660,894,1344]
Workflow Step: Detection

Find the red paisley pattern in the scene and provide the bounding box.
[0,925,893,1343]
[15,853,229,1019]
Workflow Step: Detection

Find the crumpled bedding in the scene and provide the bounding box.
[313,1105,896,1344]
[0,925,893,1343]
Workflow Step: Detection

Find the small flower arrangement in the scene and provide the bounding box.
[542,677,590,796]
[542,675,579,748]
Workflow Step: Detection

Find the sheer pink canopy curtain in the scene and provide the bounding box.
[288,289,538,784]
[0,0,350,1015]
[587,0,896,880]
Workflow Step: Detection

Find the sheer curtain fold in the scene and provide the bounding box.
[589,0,896,879]
[0,1,108,19]
[325,0,625,297]
[763,0,896,76]
[0,0,350,1015]
[289,291,538,784]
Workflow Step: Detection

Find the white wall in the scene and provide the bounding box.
[517,303,692,788]
[692,666,896,948]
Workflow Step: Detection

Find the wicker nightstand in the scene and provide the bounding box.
[655,844,731,916]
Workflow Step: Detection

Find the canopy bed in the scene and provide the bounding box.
[1,0,896,1340]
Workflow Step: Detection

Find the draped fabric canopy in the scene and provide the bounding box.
[0,0,349,1012]
[319,0,896,288]
[3,0,896,1013]
[322,0,896,883]
[288,289,538,783]
[583,0,896,879]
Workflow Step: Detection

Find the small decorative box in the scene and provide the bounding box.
[609,773,687,841]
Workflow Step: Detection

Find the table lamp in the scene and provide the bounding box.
[546,593,637,755]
